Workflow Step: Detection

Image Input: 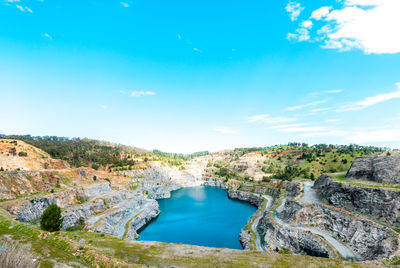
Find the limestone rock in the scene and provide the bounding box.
[347,156,400,183]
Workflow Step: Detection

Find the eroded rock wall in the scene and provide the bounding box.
[280,200,398,260]
[347,156,400,183]
[314,175,400,224]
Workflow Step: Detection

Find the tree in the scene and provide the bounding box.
[40,203,63,232]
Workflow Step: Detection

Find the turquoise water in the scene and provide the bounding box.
[137,186,257,249]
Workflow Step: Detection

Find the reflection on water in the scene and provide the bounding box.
[138,186,257,249]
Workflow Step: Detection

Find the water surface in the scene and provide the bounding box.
[138,186,257,249]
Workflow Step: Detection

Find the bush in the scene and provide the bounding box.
[18,151,28,157]
[91,163,100,170]
[40,203,63,232]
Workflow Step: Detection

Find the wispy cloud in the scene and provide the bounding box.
[41,33,52,40]
[269,123,308,129]
[100,105,108,110]
[213,126,237,135]
[177,34,203,53]
[307,89,343,98]
[340,82,400,111]
[325,119,340,123]
[324,89,343,94]
[285,1,304,21]
[248,114,296,124]
[15,4,32,12]
[130,91,156,97]
[285,99,328,111]
[301,130,348,137]
[120,2,129,8]
[311,107,331,112]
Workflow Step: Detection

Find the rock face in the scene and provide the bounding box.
[239,228,252,250]
[227,190,263,207]
[8,189,77,222]
[258,213,331,258]
[280,200,398,260]
[347,156,400,183]
[314,175,400,225]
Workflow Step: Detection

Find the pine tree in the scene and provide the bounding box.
[40,203,63,232]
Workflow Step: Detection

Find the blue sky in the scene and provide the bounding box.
[1,0,400,153]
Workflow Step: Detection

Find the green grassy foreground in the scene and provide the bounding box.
[0,211,383,268]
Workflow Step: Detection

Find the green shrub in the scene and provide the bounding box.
[18,151,28,157]
[40,203,63,232]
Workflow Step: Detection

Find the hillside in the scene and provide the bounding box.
[0,139,69,171]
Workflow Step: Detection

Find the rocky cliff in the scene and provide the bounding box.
[346,155,400,183]
[278,199,398,260]
[227,190,264,207]
[258,213,332,258]
[314,175,400,225]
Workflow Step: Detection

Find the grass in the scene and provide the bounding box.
[332,174,400,191]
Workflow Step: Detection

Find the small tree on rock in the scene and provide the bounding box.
[40,203,63,232]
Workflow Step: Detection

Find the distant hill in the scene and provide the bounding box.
[0,135,148,169]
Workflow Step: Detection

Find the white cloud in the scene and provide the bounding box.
[285,99,328,111]
[311,107,331,112]
[213,127,237,135]
[130,91,156,97]
[100,105,108,110]
[325,119,340,123]
[41,33,52,40]
[301,20,313,29]
[340,83,400,111]
[287,28,310,42]
[349,129,400,143]
[311,6,332,20]
[193,47,202,53]
[15,4,24,11]
[248,114,296,124]
[15,4,32,12]
[269,123,309,129]
[324,89,343,94]
[290,0,400,54]
[120,2,129,8]
[285,1,304,21]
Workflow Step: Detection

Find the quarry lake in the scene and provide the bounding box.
[137,186,257,249]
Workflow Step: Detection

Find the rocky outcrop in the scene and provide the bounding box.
[227,190,263,208]
[239,228,252,250]
[347,156,400,183]
[237,186,280,199]
[77,182,111,199]
[6,189,77,222]
[280,200,398,260]
[202,177,228,188]
[283,181,301,199]
[258,213,331,258]
[314,175,400,224]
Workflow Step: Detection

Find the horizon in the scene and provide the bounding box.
[1,0,400,153]
[0,133,393,155]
